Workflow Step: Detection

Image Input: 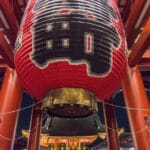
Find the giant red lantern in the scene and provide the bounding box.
[14,0,127,101]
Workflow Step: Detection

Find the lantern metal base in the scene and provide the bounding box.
[42,88,98,118]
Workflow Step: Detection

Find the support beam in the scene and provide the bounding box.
[129,19,150,67]
[125,0,145,37]
[27,102,42,150]
[0,0,18,35]
[0,0,19,45]
[0,31,14,68]
[139,58,150,71]
[103,98,120,150]
[122,65,150,150]
[0,64,7,73]
[0,67,23,150]
[119,0,132,24]
[10,0,25,23]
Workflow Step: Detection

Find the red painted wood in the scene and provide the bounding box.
[103,98,120,150]
[0,0,19,45]
[122,65,150,150]
[0,31,14,68]
[129,19,150,67]
[27,102,42,150]
[0,67,23,150]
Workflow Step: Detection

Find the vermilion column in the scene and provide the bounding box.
[0,67,23,150]
[103,98,120,150]
[27,102,42,150]
[122,65,150,150]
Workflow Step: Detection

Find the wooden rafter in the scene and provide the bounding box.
[125,0,145,37]
[139,56,150,71]
[128,19,150,67]
[10,0,27,23]
[0,0,18,45]
[117,0,133,24]
[0,30,14,68]
[0,63,7,73]
[125,0,149,48]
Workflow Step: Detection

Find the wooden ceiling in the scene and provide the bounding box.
[0,0,150,88]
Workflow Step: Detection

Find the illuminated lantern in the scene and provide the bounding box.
[14,0,127,102]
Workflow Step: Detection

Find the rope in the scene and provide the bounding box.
[101,100,150,112]
[0,121,147,141]
[0,115,47,141]
[0,97,47,115]
[0,96,150,116]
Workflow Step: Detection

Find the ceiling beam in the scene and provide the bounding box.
[125,0,145,38]
[120,0,133,24]
[139,57,150,71]
[125,0,150,48]
[0,63,7,73]
[0,0,19,45]
[0,31,14,68]
[0,0,18,35]
[128,19,150,67]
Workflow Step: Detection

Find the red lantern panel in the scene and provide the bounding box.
[15,0,127,101]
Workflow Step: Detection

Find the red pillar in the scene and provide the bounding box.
[27,102,42,150]
[122,65,150,150]
[103,98,120,150]
[0,67,23,150]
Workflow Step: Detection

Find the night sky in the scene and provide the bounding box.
[16,93,33,136]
